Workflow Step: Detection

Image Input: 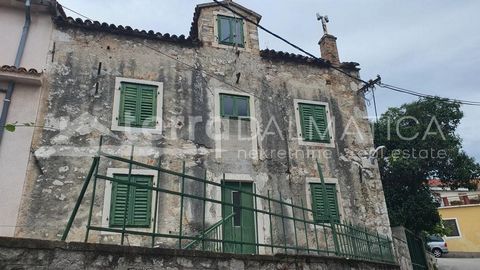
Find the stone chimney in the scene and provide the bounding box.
[319,34,340,65]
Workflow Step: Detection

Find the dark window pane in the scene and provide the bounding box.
[237,97,249,117]
[233,19,243,45]
[232,191,241,226]
[443,219,460,237]
[222,95,234,116]
[219,17,231,43]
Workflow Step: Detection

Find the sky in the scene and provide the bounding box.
[59,0,480,160]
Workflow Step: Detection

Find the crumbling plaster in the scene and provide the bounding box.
[15,5,391,252]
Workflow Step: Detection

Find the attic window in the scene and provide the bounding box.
[217,15,244,47]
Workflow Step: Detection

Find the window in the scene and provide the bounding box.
[299,103,330,143]
[220,93,250,118]
[310,183,340,223]
[443,219,461,237]
[118,82,158,128]
[110,174,153,227]
[217,15,244,47]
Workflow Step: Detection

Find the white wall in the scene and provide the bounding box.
[0,1,53,236]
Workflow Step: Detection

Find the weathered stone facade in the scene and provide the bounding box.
[14,0,391,254]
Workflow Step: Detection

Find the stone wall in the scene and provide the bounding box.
[15,1,391,251]
[0,237,399,270]
[391,226,413,270]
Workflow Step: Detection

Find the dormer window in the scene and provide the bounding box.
[217,15,244,47]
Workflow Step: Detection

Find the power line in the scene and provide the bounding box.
[59,4,284,108]
[209,0,480,108]
[378,83,480,107]
[60,5,93,20]
[61,4,480,109]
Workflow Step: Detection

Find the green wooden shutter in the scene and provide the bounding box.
[109,174,152,227]
[130,175,152,227]
[119,83,139,126]
[119,83,157,128]
[299,103,330,142]
[138,85,157,128]
[110,174,129,227]
[310,183,339,223]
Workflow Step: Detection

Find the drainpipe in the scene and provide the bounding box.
[0,0,31,144]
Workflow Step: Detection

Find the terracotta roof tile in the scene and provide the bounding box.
[260,49,360,71]
[53,16,199,46]
[0,65,41,76]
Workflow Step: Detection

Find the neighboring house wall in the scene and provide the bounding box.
[438,204,480,253]
[0,0,54,237]
[14,1,391,250]
[391,226,413,270]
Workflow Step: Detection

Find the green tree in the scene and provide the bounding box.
[374,97,480,233]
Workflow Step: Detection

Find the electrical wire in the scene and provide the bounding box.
[60,4,480,108]
[60,5,92,20]
[210,1,480,108]
[59,4,295,108]
[378,83,480,107]
[371,87,379,122]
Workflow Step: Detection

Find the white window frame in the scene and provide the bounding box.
[293,99,335,148]
[111,77,163,134]
[213,11,250,51]
[305,177,344,223]
[443,218,462,239]
[213,88,258,159]
[101,168,159,234]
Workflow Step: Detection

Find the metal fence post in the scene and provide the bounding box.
[121,145,135,245]
[61,157,98,241]
[253,183,259,254]
[84,136,103,242]
[151,157,161,248]
[290,198,299,254]
[178,161,186,249]
[279,191,288,254]
[202,169,207,251]
[267,190,274,254]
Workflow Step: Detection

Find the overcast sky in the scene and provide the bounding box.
[60,0,480,160]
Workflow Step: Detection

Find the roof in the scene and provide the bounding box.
[52,3,360,71]
[53,16,197,46]
[0,65,41,76]
[260,49,360,70]
[189,0,262,42]
[428,179,443,187]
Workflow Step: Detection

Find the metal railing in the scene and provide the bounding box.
[62,139,396,265]
[405,229,427,270]
[184,213,234,252]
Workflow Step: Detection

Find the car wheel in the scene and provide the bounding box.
[432,248,442,258]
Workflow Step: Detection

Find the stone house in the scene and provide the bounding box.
[2,0,391,254]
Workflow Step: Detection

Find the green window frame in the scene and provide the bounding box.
[310,183,340,223]
[220,93,250,119]
[109,174,153,228]
[217,15,244,47]
[118,82,158,128]
[299,103,330,143]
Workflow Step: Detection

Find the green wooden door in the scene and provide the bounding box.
[222,182,256,254]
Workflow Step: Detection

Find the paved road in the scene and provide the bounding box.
[437,258,480,270]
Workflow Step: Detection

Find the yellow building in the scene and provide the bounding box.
[438,197,480,253]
